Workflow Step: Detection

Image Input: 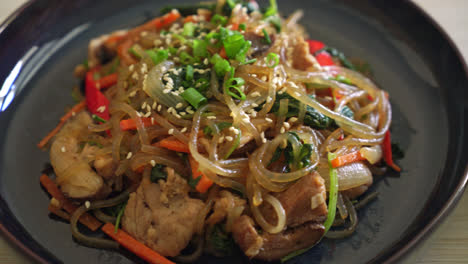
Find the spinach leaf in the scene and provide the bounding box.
[208,224,235,256]
[151,164,167,182]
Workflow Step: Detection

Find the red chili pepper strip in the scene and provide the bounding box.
[307,40,326,54]
[382,130,401,172]
[96,73,118,90]
[85,69,110,121]
[315,51,335,66]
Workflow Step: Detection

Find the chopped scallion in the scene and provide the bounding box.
[224,77,246,100]
[262,29,271,44]
[193,39,209,58]
[180,51,196,64]
[211,14,228,26]
[92,114,106,123]
[266,52,280,68]
[214,59,232,77]
[146,49,168,65]
[181,87,208,109]
[324,152,338,233]
[240,58,257,65]
[185,65,194,81]
[183,22,196,36]
[239,23,246,31]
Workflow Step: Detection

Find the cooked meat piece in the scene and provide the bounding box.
[94,154,116,180]
[122,169,204,257]
[292,36,319,71]
[262,171,328,227]
[206,190,246,226]
[232,215,325,260]
[50,112,105,199]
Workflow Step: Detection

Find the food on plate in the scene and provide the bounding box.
[38,0,401,262]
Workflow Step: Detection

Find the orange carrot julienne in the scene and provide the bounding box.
[60,100,86,122]
[331,151,366,168]
[39,174,101,231]
[96,73,118,90]
[189,155,213,193]
[120,117,156,131]
[102,223,175,264]
[37,122,65,149]
[219,47,228,59]
[38,101,87,149]
[158,137,190,153]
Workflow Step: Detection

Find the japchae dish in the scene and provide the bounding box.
[38,0,402,262]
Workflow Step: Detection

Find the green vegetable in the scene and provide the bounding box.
[188,174,201,189]
[151,164,167,182]
[181,88,208,109]
[214,59,232,77]
[269,132,314,172]
[318,46,356,70]
[106,58,120,75]
[240,58,257,65]
[180,51,196,64]
[224,75,246,100]
[168,46,178,55]
[211,14,228,26]
[267,15,282,32]
[92,114,107,123]
[207,224,235,256]
[266,52,279,68]
[224,128,241,159]
[146,49,168,65]
[268,93,334,129]
[330,74,353,85]
[160,4,216,16]
[239,23,246,31]
[193,39,209,58]
[185,65,194,81]
[324,152,338,233]
[262,29,271,44]
[263,0,278,18]
[128,46,141,59]
[222,0,258,16]
[114,202,127,233]
[183,22,196,37]
[340,105,354,120]
[204,122,233,136]
[87,141,103,148]
[219,27,251,62]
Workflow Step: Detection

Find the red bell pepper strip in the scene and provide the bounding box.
[85,69,110,121]
[315,51,335,66]
[382,130,401,172]
[307,40,325,54]
[96,73,118,90]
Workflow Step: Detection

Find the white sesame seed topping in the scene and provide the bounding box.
[129,90,137,97]
[265,117,273,123]
[136,112,142,117]
[150,160,156,167]
[289,117,298,123]
[261,76,267,81]
[207,116,216,120]
[141,102,147,109]
[233,128,240,135]
[168,128,174,135]
[180,112,186,116]
[176,103,183,109]
[144,111,151,117]
[186,109,194,114]
[85,201,91,209]
[151,117,155,125]
[242,117,250,123]
[96,106,106,113]
[163,88,171,94]
[280,127,286,133]
[204,58,209,65]
[225,136,234,142]
[171,91,179,96]
[266,97,273,103]
[132,72,139,80]
[283,122,291,129]
[128,65,134,71]
[252,103,259,107]
[61,147,66,153]
[126,152,133,159]
[152,102,157,109]
[157,105,162,111]
[146,105,151,112]
[295,92,301,97]
[181,127,187,133]
[218,136,225,144]
[251,92,261,97]
[252,74,257,77]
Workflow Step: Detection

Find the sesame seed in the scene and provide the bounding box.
[163,89,171,94]
[61,146,66,153]
[144,111,151,117]
[295,92,301,97]
[71,111,76,117]
[243,117,250,123]
[225,136,234,142]
[176,103,183,109]
[168,128,174,135]
[126,152,133,159]
[289,117,298,122]
[96,106,106,113]
[150,160,156,167]
[151,117,155,124]
[207,116,216,120]
[261,131,266,143]
[85,201,91,209]
[265,117,273,123]
[278,90,284,95]
[181,127,187,133]
[157,105,162,111]
[136,112,142,117]
[141,102,147,109]
[218,136,225,144]
[129,90,137,97]
[180,112,186,116]
[204,58,209,65]
[251,92,261,97]
[129,65,134,71]
[266,97,272,103]
[152,102,157,109]
[252,103,259,107]
[233,128,240,135]
[175,114,181,119]
[252,74,257,77]
[261,76,267,81]
[132,72,139,80]
[186,109,194,114]
[154,39,162,46]
[250,111,257,117]
[171,91,179,96]
[280,127,286,133]
[168,107,175,113]
[283,122,291,129]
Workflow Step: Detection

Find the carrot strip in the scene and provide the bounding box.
[37,122,65,149]
[117,39,137,65]
[189,156,213,193]
[39,174,101,231]
[102,223,175,264]
[331,151,366,168]
[96,73,118,90]
[60,100,86,122]
[219,47,228,59]
[120,117,156,131]
[158,137,190,153]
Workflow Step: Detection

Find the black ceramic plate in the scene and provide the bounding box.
[0,0,467,263]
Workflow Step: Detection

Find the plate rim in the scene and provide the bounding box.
[0,0,467,263]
